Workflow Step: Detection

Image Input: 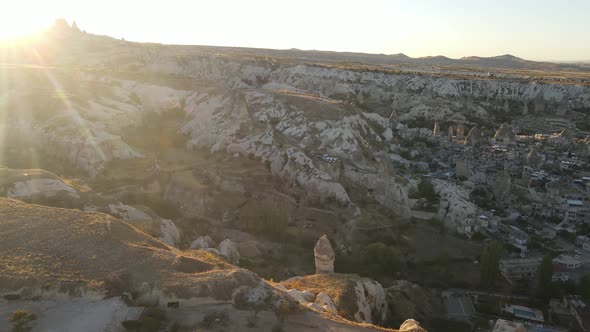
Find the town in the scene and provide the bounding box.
[405,117,590,332]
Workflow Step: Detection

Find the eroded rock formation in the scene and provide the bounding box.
[314,235,335,274]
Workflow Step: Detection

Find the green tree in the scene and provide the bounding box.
[479,241,504,289]
[242,200,289,240]
[537,254,554,302]
[580,274,590,299]
[362,242,402,276]
[418,178,437,202]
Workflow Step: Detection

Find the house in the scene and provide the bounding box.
[550,297,575,327]
[553,254,583,270]
[499,256,543,281]
[577,235,590,251]
[540,226,557,240]
[562,199,590,223]
[477,215,489,228]
[508,226,528,246]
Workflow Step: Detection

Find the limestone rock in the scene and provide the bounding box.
[7,178,79,199]
[316,292,338,314]
[107,203,180,247]
[159,219,181,248]
[464,126,479,146]
[190,235,216,249]
[434,180,478,235]
[314,235,335,274]
[205,248,222,257]
[108,202,152,221]
[353,278,388,324]
[285,289,315,303]
[281,273,388,324]
[218,239,240,264]
[526,148,544,168]
[399,319,427,332]
[432,122,440,136]
[494,122,515,143]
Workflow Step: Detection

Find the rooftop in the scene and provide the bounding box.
[492,319,525,332]
[567,199,584,207]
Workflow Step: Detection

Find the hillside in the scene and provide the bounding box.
[1,22,589,332]
[0,197,424,331]
[0,197,236,297]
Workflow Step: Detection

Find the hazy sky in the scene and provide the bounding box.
[3,0,590,61]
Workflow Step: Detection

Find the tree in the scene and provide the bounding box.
[580,274,590,299]
[537,254,553,302]
[362,242,402,276]
[479,241,503,289]
[242,200,289,240]
[418,178,438,203]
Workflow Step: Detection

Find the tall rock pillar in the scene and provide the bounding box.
[314,235,335,274]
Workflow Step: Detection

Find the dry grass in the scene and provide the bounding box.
[0,197,254,300]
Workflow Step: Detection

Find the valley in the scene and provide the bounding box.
[0,22,589,331]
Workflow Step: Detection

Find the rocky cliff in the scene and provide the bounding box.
[3,32,590,220]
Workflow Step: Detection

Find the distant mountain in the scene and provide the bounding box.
[2,23,589,75]
[229,47,590,73]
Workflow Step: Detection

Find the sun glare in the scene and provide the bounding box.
[0,14,46,43]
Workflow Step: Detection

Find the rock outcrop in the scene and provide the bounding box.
[434,180,479,234]
[190,235,217,249]
[314,235,335,274]
[526,148,544,168]
[494,122,516,143]
[218,239,241,265]
[107,202,180,247]
[315,292,338,315]
[432,122,440,136]
[281,273,388,324]
[1,168,81,200]
[385,280,443,328]
[399,319,428,332]
[464,126,479,146]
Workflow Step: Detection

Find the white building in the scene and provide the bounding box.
[500,256,543,281]
[553,254,583,270]
[577,235,590,251]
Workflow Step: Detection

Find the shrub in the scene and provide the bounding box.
[200,310,229,328]
[362,242,402,276]
[9,310,37,332]
[242,200,289,240]
[121,320,141,330]
[335,242,404,278]
[170,322,181,332]
[144,307,166,321]
[418,178,437,203]
[139,307,167,332]
[141,317,161,332]
[271,324,284,332]
[4,294,21,301]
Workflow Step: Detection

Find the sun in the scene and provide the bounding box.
[0,12,47,43]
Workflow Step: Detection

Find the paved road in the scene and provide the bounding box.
[448,288,530,301]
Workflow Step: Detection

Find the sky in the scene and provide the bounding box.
[1,0,590,62]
